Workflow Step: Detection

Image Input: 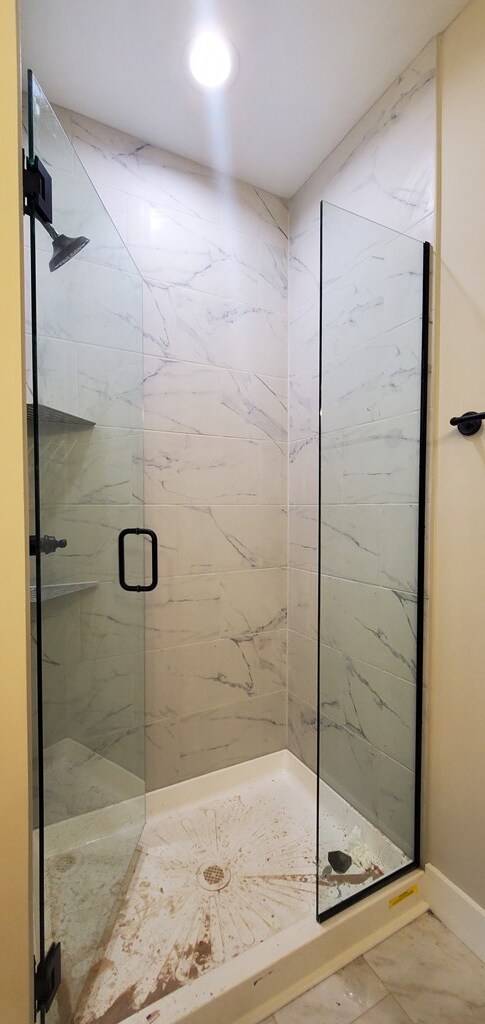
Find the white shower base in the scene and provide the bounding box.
[64,750,417,1024]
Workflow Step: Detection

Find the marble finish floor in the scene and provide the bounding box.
[72,756,406,1024]
[261,912,485,1023]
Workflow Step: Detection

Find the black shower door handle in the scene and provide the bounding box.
[118,528,158,592]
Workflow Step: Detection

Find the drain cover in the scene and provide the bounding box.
[197,861,231,892]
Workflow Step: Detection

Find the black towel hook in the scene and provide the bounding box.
[449,411,485,436]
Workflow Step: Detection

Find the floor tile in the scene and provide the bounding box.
[273,957,387,1023]
[364,912,485,1022]
[355,994,412,1022]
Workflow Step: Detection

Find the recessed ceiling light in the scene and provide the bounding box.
[188,31,237,89]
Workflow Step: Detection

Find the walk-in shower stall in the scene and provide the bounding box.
[26,73,429,1024]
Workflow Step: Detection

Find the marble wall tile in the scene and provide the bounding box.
[288,693,317,775]
[146,504,287,577]
[145,716,180,790]
[143,280,287,377]
[289,222,320,315]
[221,369,288,442]
[67,653,144,738]
[258,240,288,317]
[143,356,221,434]
[32,257,142,354]
[220,568,287,639]
[288,568,318,641]
[38,425,141,506]
[126,196,259,303]
[288,630,318,708]
[145,630,286,720]
[289,435,319,505]
[321,575,417,683]
[320,644,416,770]
[143,430,259,505]
[289,368,319,441]
[321,232,424,365]
[290,41,436,236]
[289,505,318,573]
[145,573,220,652]
[91,724,145,779]
[77,343,143,430]
[321,318,422,434]
[39,504,142,586]
[321,413,420,505]
[289,296,319,378]
[320,505,380,584]
[320,715,415,854]
[177,691,286,782]
[80,582,144,660]
[36,336,78,416]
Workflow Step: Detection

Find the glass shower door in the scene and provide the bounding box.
[317,202,429,920]
[26,73,147,1022]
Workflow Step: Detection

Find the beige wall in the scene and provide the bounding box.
[427,0,485,909]
[0,0,33,1020]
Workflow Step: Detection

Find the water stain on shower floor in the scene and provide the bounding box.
[51,758,407,1024]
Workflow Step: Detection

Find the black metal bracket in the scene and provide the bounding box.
[118,528,158,592]
[29,535,68,556]
[450,410,485,436]
[34,942,61,1016]
[23,150,53,225]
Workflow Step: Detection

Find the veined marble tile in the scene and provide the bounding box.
[92,723,145,779]
[321,575,417,683]
[67,653,144,739]
[31,97,75,176]
[259,440,288,504]
[178,691,286,781]
[145,573,220,652]
[258,240,288,317]
[321,413,420,505]
[288,221,319,315]
[322,202,399,286]
[143,430,258,505]
[220,178,289,243]
[365,912,485,1023]
[288,630,317,708]
[290,41,436,236]
[31,256,142,354]
[220,568,287,639]
[288,693,317,775]
[289,505,318,572]
[321,318,422,434]
[145,716,180,790]
[289,435,319,506]
[289,368,319,442]
[40,504,143,585]
[80,582,144,661]
[77,343,143,430]
[143,356,221,434]
[289,296,319,378]
[126,195,259,303]
[146,630,286,720]
[38,425,141,506]
[146,503,287,576]
[221,368,287,442]
[322,232,424,364]
[143,280,287,377]
[320,644,416,770]
[36,335,79,417]
[288,568,318,642]
[274,956,387,1024]
[318,504,418,593]
[320,715,415,853]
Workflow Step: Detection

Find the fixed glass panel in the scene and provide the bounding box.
[317,202,428,920]
[26,73,145,1022]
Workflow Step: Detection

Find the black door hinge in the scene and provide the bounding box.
[29,535,68,557]
[34,943,61,1016]
[23,150,53,225]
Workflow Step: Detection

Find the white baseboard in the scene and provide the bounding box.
[425,864,485,963]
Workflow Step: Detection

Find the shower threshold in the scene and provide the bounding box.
[66,751,426,1024]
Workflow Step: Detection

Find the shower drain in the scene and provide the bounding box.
[197,861,231,892]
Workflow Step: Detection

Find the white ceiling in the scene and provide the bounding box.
[20,0,468,198]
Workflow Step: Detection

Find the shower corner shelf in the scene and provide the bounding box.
[26,402,96,428]
[30,581,98,604]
